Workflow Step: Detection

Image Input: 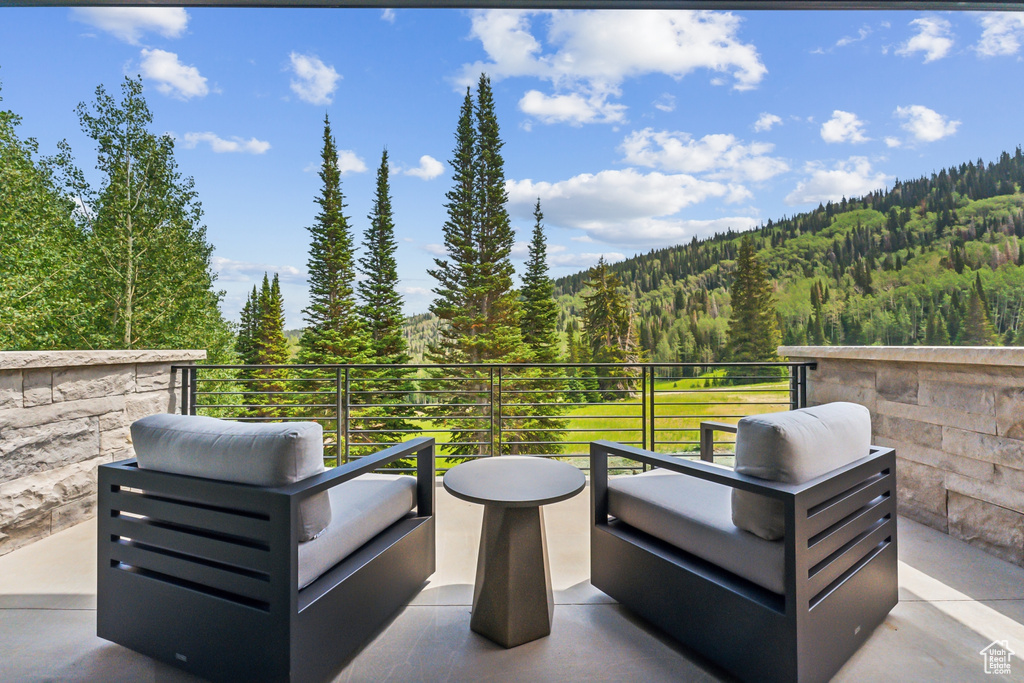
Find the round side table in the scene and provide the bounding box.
[443,456,586,649]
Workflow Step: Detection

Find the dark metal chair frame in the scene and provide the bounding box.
[591,438,897,683]
[97,437,436,683]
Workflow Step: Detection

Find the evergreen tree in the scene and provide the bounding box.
[298,114,367,365]
[959,274,998,345]
[581,258,640,397]
[236,285,259,365]
[725,236,781,362]
[355,148,414,456]
[507,198,565,454]
[520,199,559,362]
[427,75,527,457]
[251,274,291,418]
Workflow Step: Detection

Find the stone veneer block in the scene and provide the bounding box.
[125,391,171,422]
[100,425,133,456]
[0,371,22,410]
[919,380,995,416]
[876,413,942,449]
[0,395,125,431]
[0,417,99,482]
[51,495,97,535]
[812,360,876,389]
[996,387,1024,441]
[895,459,948,532]
[875,398,997,436]
[947,491,1024,566]
[942,427,1024,471]
[945,471,1024,517]
[876,364,918,404]
[878,436,995,482]
[807,381,877,412]
[135,363,174,392]
[22,370,52,407]
[52,364,135,402]
[0,456,102,556]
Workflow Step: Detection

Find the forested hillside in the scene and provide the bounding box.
[407,148,1024,362]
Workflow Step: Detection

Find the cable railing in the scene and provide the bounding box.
[172,361,815,474]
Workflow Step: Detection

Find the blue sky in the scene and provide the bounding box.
[1,8,1023,327]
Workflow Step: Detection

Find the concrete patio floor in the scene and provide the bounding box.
[2,483,1023,682]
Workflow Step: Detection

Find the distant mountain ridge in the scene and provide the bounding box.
[405,148,1024,361]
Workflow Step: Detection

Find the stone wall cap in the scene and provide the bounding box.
[0,350,206,371]
[779,345,1024,367]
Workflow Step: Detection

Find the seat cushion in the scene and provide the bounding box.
[732,402,872,541]
[608,469,784,595]
[131,413,330,542]
[298,473,417,590]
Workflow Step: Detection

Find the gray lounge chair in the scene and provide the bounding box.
[97,414,435,682]
[591,402,897,683]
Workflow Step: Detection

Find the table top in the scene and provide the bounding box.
[442,456,586,508]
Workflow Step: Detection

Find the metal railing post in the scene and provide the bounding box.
[343,367,350,464]
[488,366,495,457]
[187,366,197,416]
[336,368,344,466]
[789,364,798,410]
[497,366,503,456]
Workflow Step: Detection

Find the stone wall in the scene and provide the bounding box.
[0,350,204,556]
[780,346,1024,567]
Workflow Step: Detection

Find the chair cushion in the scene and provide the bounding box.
[732,402,872,541]
[608,469,784,594]
[298,473,417,590]
[131,413,331,542]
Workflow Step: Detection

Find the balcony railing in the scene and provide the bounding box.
[172,362,815,473]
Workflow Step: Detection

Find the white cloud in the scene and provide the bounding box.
[884,136,902,148]
[139,49,209,100]
[507,169,757,245]
[620,128,788,183]
[70,8,187,45]
[212,257,306,284]
[381,8,396,23]
[895,105,960,142]
[288,53,340,105]
[182,132,271,154]
[836,26,871,48]
[785,157,892,205]
[461,10,766,126]
[820,110,870,144]
[518,89,626,125]
[422,243,448,256]
[336,150,368,174]
[550,251,627,268]
[653,93,676,112]
[753,112,782,132]
[975,13,1024,57]
[404,155,445,180]
[896,17,954,63]
[400,286,430,296]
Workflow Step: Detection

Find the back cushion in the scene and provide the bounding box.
[131,414,330,541]
[731,402,872,541]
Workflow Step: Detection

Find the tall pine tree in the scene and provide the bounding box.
[355,148,414,457]
[507,198,566,454]
[959,273,998,345]
[248,274,291,418]
[520,199,559,363]
[725,236,781,362]
[427,75,526,457]
[298,114,367,365]
[581,258,641,398]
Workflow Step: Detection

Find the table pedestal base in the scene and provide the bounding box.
[470,504,553,648]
